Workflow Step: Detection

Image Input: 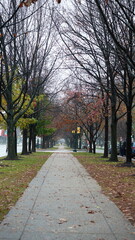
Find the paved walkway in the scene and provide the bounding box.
[0,151,135,240]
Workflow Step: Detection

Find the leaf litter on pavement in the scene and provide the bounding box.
[75,153,135,226]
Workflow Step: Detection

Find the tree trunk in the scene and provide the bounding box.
[125,109,132,164]
[89,126,93,153]
[42,136,46,148]
[28,125,32,153]
[45,138,49,148]
[6,116,17,160]
[32,134,36,152]
[22,128,28,155]
[103,115,109,158]
[15,127,17,156]
[31,125,36,152]
[109,105,118,162]
[70,137,74,148]
[88,140,92,153]
[93,140,96,154]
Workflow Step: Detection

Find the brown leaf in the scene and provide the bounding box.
[56,0,61,3]
[19,2,24,7]
[88,210,96,214]
[58,218,67,224]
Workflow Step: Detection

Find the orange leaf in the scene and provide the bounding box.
[19,2,24,7]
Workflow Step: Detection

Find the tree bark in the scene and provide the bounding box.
[22,128,28,155]
[46,137,50,148]
[28,125,32,153]
[126,109,132,164]
[42,136,46,149]
[6,116,17,160]
[103,115,109,158]
[109,104,118,162]
[32,125,36,152]
[93,140,96,154]
[15,127,17,156]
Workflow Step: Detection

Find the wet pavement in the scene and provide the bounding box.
[0,147,135,240]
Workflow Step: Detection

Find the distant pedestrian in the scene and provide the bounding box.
[121,141,126,156]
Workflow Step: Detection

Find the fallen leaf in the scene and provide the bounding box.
[3,222,9,226]
[68,225,77,229]
[88,210,96,214]
[58,218,67,224]
[80,205,89,209]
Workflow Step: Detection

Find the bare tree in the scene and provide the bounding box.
[0,0,41,30]
[0,1,59,159]
[57,1,119,160]
[93,0,135,164]
[57,0,135,164]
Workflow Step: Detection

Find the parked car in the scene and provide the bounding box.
[131,142,135,157]
[109,142,135,157]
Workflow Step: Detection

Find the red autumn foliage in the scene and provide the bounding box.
[19,0,38,8]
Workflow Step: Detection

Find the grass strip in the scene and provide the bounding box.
[0,152,52,222]
[73,152,135,226]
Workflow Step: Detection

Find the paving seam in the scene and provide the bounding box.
[19,153,56,240]
[70,154,118,240]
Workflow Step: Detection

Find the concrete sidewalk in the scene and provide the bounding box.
[0,152,135,240]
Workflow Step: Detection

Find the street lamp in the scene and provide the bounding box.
[72,127,80,152]
[72,130,77,152]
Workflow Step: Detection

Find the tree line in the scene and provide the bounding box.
[0,0,135,164]
[0,0,61,159]
[56,0,135,165]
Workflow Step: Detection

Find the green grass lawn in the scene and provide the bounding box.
[0,152,52,222]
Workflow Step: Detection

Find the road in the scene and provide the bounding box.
[38,146,104,154]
